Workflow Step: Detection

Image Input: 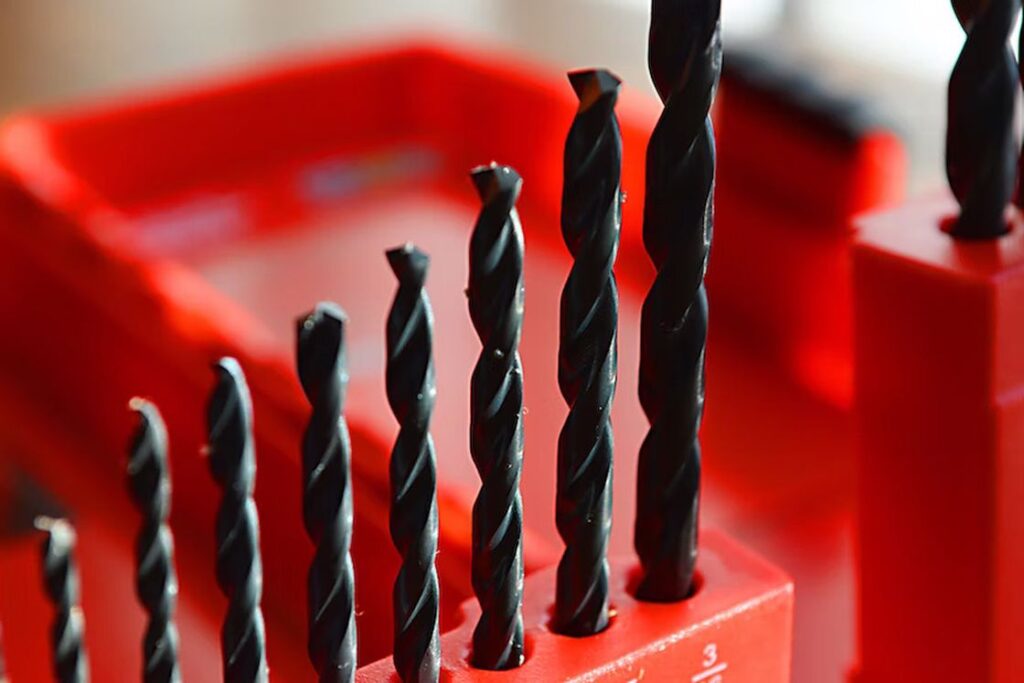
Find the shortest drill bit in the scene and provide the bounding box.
[385,244,441,683]
[207,358,269,683]
[297,303,358,683]
[37,517,89,683]
[127,398,182,683]
[0,620,8,683]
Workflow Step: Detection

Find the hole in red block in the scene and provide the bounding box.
[625,566,705,602]
[462,630,536,672]
[542,599,617,637]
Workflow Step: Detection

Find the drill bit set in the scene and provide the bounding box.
[15,2,727,679]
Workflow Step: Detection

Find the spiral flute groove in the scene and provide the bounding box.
[466,163,526,668]
[207,358,268,682]
[39,518,89,683]
[947,0,1019,237]
[554,70,622,636]
[385,245,440,683]
[297,303,358,683]
[635,0,721,602]
[127,399,181,683]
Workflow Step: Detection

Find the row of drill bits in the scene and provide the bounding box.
[946,0,1020,238]
[16,1,722,680]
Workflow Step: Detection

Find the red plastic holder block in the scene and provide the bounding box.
[852,195,1024,683]
[358,531,794,682]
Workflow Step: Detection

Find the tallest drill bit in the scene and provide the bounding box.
[947,0,1018,237]
[555,70,621,636]
[467,163,525,669]
[207,358,269,683]
[635,0,721,602]
[385,244,440,683]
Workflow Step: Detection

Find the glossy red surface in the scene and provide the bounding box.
[358,531,794,682]
[852,196,1024,683]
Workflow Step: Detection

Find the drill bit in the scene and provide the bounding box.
[0,621,7,683]
[385,244,440,683]
[554,70,622,637]
[37,517,89,683]
[127,399,181,683]
[207,358,269,683]
[947,0,1019,237]
[635,0,721,602]
[296,303,358,683]
[466,163,526,668]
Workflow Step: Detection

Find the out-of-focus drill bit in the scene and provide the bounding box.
[0,621,7,683]
[37,517,89,683]
[947,0,1018,236]
[127,399,181,683]
[467,163,526,669]
[207,358,269,683]
[554,70,622,637]
[296,303,358,683]
[1016,8,1024,209]
[635,0,721,602]
[385,245,440,683]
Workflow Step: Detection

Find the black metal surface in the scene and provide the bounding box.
[947,0,1019,238]
[297,303,358,683]
[635,0,721,602]
[554,70,621,637]
[466,163,526,669]
[385,245,440,683]
[39,518,89,683]
[206,358,268,683]
[127,399,181,683]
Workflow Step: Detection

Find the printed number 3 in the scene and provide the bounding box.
[703,643,718,668]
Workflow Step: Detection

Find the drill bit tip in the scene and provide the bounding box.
[567,68,622,107]
[470,163,522,202]
[207,357,254,484]
[297,303,348,396]
[35,516,74,541]
[126,398,167,472]
[386,244,430,287]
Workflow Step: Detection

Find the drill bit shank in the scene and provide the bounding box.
[297,303,358,683]
[635,0,721,602]
[207,358,268,683]
[555,70,622,636]
[38,518,89,683]
[947,0,1019,237]
[127,399,181,683]
[467,163,526,668]
[386,245,441,683]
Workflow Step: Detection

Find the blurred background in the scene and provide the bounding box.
[0,0,981,192]
[0,2,991,682]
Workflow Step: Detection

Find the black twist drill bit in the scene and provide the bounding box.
[1016,7,1024,209]
[127,399,182,683]
[554,70,622,637]
[467,163,526,669]
[38,518,89,683]
[635,0,721,603]
[947,0,1019,237]
[207,358,269,683]
[385,245,440,683]
[0,621,7,683]
[297,303,358,683]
